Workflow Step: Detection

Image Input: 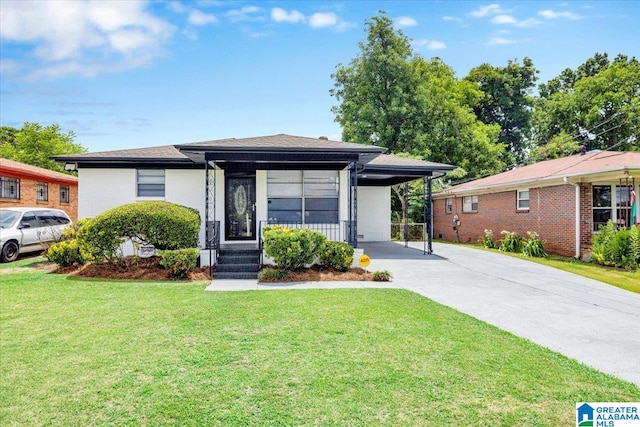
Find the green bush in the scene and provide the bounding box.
[499,231,524,253]
[158,248,200,278]
[522,231,547,258]
[372,270,392,281]
[319,241,354,271]
[592,221,639,270]
[61,218,92,241]
[258,267,290,282]
[45,239,84,267]
[262,227,326,271]
[77,202,200,264]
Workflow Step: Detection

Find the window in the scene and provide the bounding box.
[267,170,339,223]
[592,185,612,231]
[36,182,48,202]
[0,176,19,199]
[463,195,478,212]
[60,185,69,204]
[137,169,165,197]
[445,198,452,213]
[517,189,530,210]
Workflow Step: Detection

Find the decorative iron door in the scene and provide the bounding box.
[225,174,256,240]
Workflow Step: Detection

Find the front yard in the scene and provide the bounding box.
[1,260,638,426]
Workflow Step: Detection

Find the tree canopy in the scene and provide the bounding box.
[0,122,86,173]
[330,12,505,180]
[531,53,639,157]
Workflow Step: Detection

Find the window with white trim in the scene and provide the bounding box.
[137,169,165,197]
[463,195,478,212]
[592,185,614,231]
[517,189,530,210]
[36,182,48,202]
[445,198,452,213]
[60,185,69,204]
[267,170,339,223]
[0,176,19,199]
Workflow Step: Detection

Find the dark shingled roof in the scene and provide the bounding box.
[177,134,385,152]
[54,134,457,181]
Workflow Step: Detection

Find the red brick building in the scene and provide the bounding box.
[0,158,78,222]
[433,151,640,258]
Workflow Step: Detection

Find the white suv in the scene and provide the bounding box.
[0,208,72,263]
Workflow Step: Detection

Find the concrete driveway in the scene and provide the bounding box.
[361,241,640,387]
[207,241,640,387]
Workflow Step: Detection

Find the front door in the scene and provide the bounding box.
[225,174,256,241]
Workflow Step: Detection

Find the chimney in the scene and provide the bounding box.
[319,136,329,140]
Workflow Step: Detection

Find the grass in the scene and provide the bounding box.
[1,264,639,426]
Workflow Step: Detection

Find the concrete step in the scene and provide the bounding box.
[216,263,260,273]
[214,271,259,280]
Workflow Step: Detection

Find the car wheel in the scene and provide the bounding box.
[1,241,19,263]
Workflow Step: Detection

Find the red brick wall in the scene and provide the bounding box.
[0,176,78,222]
[433,184,579,257]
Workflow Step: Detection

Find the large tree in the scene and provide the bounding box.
[0,122,86,172]
[465,58,538,164]
[330,12,505,179]
[531,53,640,157]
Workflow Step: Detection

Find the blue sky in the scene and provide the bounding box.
[1,0,638,153]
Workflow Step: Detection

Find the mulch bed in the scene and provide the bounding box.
[259,265,373,282]
[56,256,211,281]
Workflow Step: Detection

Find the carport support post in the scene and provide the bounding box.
[404,181,409,248]
[427,175,433,255]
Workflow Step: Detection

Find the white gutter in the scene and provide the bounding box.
[564,177,581,259]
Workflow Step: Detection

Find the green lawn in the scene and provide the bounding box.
[1,262,638,426]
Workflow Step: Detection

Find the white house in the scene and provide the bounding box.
[56,134,455,277]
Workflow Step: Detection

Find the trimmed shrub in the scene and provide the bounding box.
[319,241,354,271]
[46,239,84,267]
[522,231,547,258]
[258,267,290,282]
[262,227,326,271]
[77,202,200,264]
[61,218,92,241]
[372,270,392,281]
[158,248,200,278]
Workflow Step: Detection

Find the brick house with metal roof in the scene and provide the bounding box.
[56,134,455,275]
[0,158,78,221]
[432,150,640,258]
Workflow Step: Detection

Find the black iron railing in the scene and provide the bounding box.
[205,220,220,268]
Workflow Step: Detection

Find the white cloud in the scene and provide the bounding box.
[516,18,541,27]
[0,0,175,79]
[485,37,518,45]
[270,8,352,31]
[309,12,338,28]
[226,5,262,22]
[395,16,418,28]
[188,9,218,26]
[538,9,582,20]
[442,15,464,24]
[492,14,517,24]
[167,1,186,14]
[470,4,503,18]
[271,7,305,23]
[413,39,446,50]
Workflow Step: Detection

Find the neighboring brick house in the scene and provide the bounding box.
[433,151,640,258]
[0,158,78,221]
